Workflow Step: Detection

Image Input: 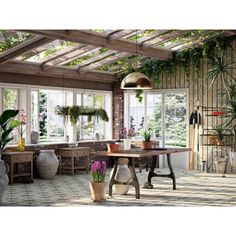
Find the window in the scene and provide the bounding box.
[31,88,73,142]
[76,92,112,140]
[1,83,112,144]
[124,90,188,147]
[0,85,27,143]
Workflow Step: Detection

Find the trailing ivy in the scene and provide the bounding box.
[119,35,234,102]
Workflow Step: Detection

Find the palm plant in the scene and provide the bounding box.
[0,110,20,152]
[206,54,235,89]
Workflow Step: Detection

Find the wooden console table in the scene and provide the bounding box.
[58,147,90,175]
[1,151,34,184]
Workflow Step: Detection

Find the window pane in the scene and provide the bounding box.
[3,88,18,110]
[32,89,73,142]
[3,88,18,142]
[129,94,144,136]
[31,90,39,131]
[146,94,163,138]
[165,93,187,147]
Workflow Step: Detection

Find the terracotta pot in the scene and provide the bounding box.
[107,143,119,153]
[141,141,153,150]
[89,181,106,202]
[208,136,217,145]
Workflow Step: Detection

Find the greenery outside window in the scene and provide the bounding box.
[124,89,188,148]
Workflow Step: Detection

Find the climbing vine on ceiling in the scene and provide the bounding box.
[119,35,235,102]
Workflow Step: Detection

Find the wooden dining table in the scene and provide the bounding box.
[97,147,191,199]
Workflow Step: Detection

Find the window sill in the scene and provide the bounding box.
[7,139,119,148]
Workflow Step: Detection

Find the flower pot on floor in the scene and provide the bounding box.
[89,181,106,202]
[110,158,132,195]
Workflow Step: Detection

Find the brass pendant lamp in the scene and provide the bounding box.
[120,30,152,90]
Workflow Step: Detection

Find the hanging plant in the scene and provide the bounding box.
[135,89,144,103]
[55,105,109,125]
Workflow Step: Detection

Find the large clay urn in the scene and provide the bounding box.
[0,155,8,205]
[36,150,59,179]
[110,158,132,195]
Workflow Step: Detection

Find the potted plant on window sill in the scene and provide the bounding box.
[89,160,107,202]
[141,130,153,150]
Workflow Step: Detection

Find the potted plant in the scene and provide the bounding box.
[89,160,107,202]
[0,109,20,205]
[141,129,153,150]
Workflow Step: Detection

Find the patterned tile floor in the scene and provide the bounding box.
[2,168,236,206]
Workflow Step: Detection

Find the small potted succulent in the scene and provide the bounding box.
[141,129,153,150]
[89,160,107,202]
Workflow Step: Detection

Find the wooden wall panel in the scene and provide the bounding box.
[157,41,236,170]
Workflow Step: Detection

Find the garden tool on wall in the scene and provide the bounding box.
[189,101,201,170]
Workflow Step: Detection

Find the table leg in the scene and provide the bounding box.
[109,158,118,198]
[128,157,140,199]
[71,156,74,175]
[143,156,157,189]
[10,162,13,185]
[166,153,176,190]
[143,154,176,190]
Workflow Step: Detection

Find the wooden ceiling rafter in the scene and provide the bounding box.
[148,30,193,48]
[20,30,173,60]
[80,51,131,72]
[140,30,174,48]
[178,31,224,51]
[39,44,86,68]
[41,45,98,70]
[165,30,213,50]
[0,35,54,63]
[76,50,117,71]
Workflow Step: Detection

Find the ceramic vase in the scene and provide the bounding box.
[36,150,59,179]
[89,181,106,202]
[0,155,9,205]
[17,137,25,152]
[110,158,131,195]
[123,138,131,150]
[31,131,39,144]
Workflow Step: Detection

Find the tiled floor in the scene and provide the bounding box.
[2,168,236,206]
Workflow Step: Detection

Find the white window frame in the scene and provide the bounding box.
[124,88,189,148]
[0,82,113,144]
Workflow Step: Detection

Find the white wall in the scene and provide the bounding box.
[159,151,190,170]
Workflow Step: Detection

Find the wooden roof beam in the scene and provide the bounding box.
[0,60,117,82]
[20,30,172,60]
[0,35,53,63]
